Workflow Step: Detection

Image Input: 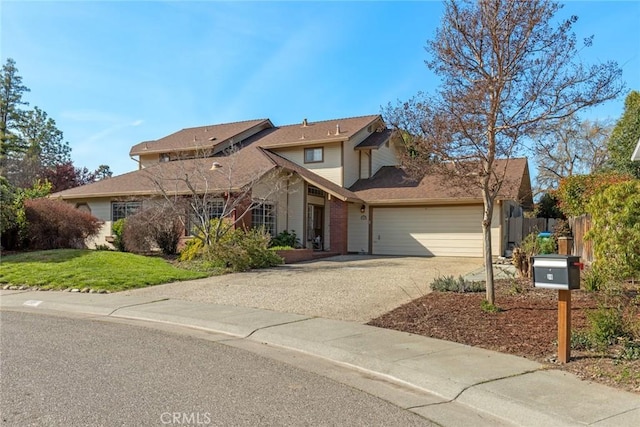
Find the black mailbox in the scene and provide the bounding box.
[532,255,581,290]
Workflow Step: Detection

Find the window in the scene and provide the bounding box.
[252,202,276,236]
[307,185,324,197]
[304,147,323,163]
[205,199,225,220]
[188,199,225,235]
[111,201,142,222]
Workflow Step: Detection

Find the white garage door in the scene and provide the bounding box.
[371,205,484,257]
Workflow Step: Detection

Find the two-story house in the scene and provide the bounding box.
[51,114,533,257]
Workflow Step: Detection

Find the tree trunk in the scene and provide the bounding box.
[482,188,495,305]
[482,206,495,304]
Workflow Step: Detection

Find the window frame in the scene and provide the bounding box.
[252,202,276,237]
[304,147,324,164]
[187,198,226,236]
[111,201,142,223]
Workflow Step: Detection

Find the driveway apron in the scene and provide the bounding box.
[123,255,484,322]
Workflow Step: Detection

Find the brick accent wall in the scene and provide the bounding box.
[329,197,348,254]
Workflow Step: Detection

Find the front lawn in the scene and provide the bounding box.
[0,249,208,292]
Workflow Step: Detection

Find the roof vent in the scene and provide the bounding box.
[208,137,217,141]
[210,162,223,170]
[300,133,305,140]
[302,118,308,127]
[335,124,340,136]
[327,130,331,136]
[143,143,148,150]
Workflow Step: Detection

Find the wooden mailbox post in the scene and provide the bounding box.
[532,254,582,364]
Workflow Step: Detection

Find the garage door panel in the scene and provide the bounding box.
[372,206,484,257]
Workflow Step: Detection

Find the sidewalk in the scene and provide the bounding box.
[2,289,639,426]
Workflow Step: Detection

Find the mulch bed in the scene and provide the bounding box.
[368,279,640,393]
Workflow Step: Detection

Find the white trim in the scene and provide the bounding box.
[632,137,640,161]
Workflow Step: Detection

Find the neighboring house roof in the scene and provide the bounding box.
[350,158,533,207]
[260,149,362,203]
[632,137,640,161]
[354,129,392,150]
[129,119,273,156]
[51,147,277,199]
[249,115,381,149]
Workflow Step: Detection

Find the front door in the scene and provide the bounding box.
[307,204,324,250]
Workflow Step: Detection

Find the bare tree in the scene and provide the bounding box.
[384,0,623,305]
[534,116,612,193]
[145,146,296,246]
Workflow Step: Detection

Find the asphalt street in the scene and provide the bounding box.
[0,310,434,427]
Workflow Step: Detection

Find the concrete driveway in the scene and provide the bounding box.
[124,255,484,322]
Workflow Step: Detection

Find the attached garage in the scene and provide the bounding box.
[370,205,499,257]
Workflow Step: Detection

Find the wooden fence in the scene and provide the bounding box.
[506,217,557,247]
[568,215,593,263]
[505,215,593,262]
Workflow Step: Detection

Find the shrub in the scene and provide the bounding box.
[270,230,301,248]
[571,330,593,350]
[122,205,183,255]
[179,220,283,272]
[586,180,640,282]
[556,173,632,217]
[538,236,557,254]
[430,275,485,293]
[212,227,283,272]
[582,266,605,292]
[587,306,628,350]
[112,219,127,252]
[23,198,101,250]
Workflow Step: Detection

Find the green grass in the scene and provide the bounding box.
[0,249,208,292]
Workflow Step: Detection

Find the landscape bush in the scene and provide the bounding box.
[122,205,183,255]
[23,198,101,250]
[512,232,556,277]
[430,275,485,293]
[555,173,632,217]
[1,179,52,250]
[179,219,283,272]
[585,180,640,283]
[112,219,127,252]
[269,230,301,248]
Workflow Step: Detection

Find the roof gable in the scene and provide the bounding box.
[129,119,273,156]
[250,115,381,149]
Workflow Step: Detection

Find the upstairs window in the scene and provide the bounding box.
[304,147,323,163]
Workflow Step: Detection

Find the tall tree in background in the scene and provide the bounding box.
[0,58,111,190]
[0,58,30,171]
[534,116,612,193]
[384,0,623,305]
[607,90,640,178]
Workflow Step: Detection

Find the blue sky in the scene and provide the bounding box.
[2,1,639,176]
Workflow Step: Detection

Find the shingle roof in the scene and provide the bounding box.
[355,129,392,150]
[350,158,532,205]
[129,119,272,156]
[51,147,277,199]
[247,115,381,149]
[260,149,362,203]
